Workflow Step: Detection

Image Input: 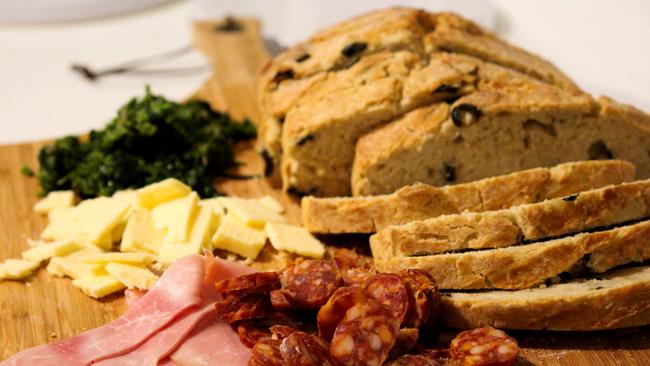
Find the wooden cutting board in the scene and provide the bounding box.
[1,17,649,365]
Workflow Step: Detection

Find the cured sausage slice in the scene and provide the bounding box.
[385,354,443,366]
[215,294,270,324]
[364,274,412,326]
[317,287,369,341]
[215,272,280,297]
[237,321,272,348]
[270,289,293,311]
[279,331,342,366]
[270,324,299,340]
[341,269,372,287]
[330,300,400,366]
[249,339,285,366]
[330,248,373,271]
[450,327,519,366]
[280,259,342,309]
[397,269,440,329]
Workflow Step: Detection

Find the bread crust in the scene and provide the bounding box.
[374,219,650,290]
[441,266,650,330]
[302,160,635,234]
[370,179,650,259]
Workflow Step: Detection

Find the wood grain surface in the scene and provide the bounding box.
[1,16,649,365]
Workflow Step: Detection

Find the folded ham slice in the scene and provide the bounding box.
[1,255,205,366]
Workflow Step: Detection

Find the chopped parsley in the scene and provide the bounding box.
[34,87,256,198]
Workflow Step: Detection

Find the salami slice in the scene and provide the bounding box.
[215,294,270,324]
[270,324,299,340]
[249,339,285,366]
[215,272,280,297]
[341,268,372,287]
[237,321,272,348]
[364,274,412,326]
[281,259,342,309]
[397,269,440,329]
[385,354,443,366]
[330,300,400,366]
[450,327,519,366]
[317,287,370,341]
[330,248,373,271]
[270,289,293,311]
[279,331,342,366]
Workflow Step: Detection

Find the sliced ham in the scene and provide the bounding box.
[169,316,252,366]
[1,255,205,366]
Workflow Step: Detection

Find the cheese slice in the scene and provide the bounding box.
[152,192,199,243]
[199,197,227,216]
[72,274,126,298]
[265,222,326,258]
[158,242,202,267]
[46,245,105,279]
[212,213,267,259]
[82,252,156,265]
[136,178,192,209]
[189,206,220,249]
[220,197,286,229]
[257,196,284,213]
[33,191,76,214]
[105,262,158,290]
[21,240,81,263]
[0,259,40,280]
[120,206,164,254]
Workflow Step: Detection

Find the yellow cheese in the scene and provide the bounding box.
[189,206,220,249]
[120,206,164,254]
[212,213,267,259]
[0,259,40,280]
[21,240,81,263]
[257,196,285,213]
[82,252,156,265]
[136,178,192,209]
[158,242,202,267]
[40,196,130,250]
[46,245,105,279]
[152,192,199,243]
[33,191,76,214]
[72,274,126,298]
[265,222,325,259]
[220,197,286,229]
[105,262,158,290]
[199,198,227,216]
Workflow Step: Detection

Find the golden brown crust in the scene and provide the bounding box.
[441,265,650,330]
[374,219,650,290]
[301,160,636,234]
[369,179,650,258]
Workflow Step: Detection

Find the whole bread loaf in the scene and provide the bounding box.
[370,179,650,259]
[258,8,586,195]
[374,219,650,290]
[441,265,650,330]
[302,160,635,233]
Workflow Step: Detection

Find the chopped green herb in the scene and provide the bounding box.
[21,165,35,177]
[34,87,256,198]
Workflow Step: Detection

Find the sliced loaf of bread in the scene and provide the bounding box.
[441,265,650,330]
[370,178,650,259]
[352,93,650,196]
[302,160,635,233]
[374,219,650,290]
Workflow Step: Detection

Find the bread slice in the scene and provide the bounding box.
[441,265,650,330]
[281,52,590,197]
[258,8,581,191]
[302,160,635,234]
[370,179,650,260]
[374,219,650,290]
[352,92,650,196]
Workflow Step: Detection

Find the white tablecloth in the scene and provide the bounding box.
[0,0,648,144]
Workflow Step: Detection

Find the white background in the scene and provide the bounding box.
[0,0,648,144]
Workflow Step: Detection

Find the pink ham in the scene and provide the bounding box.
[169,316,252,366]
[1,255,205,366]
